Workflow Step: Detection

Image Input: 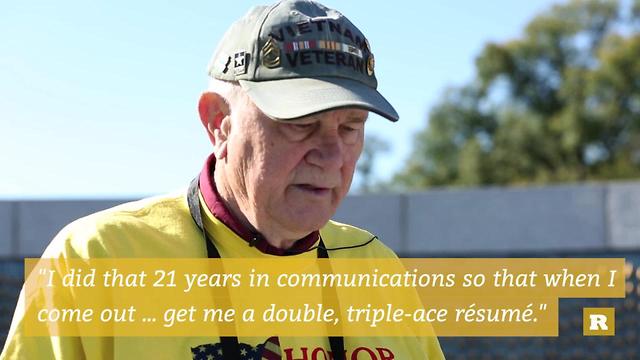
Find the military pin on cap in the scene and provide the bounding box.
[233,51,248,75]
[367,54,375,76]
[364,38,374,76]
[261,36,281,68]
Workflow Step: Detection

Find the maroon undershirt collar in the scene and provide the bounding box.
[198,154,319,256]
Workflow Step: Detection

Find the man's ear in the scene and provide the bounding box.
[198,92,230,159]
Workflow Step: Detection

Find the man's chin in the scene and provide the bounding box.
[287,215,333,235]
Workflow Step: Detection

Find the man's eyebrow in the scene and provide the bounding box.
[296,111,368,123]
[346,114,368,123]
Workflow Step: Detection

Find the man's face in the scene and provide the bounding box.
[223,98,367,238]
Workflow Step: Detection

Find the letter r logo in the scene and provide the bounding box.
[583,308,615,336]
[588,314,607,330]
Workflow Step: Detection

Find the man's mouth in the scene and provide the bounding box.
[294,184,331,196]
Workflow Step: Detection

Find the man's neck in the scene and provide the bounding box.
[214,168,300,250]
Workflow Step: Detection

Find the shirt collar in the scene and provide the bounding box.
[198,153,320,256]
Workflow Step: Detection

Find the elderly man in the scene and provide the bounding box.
[1,0,444,359]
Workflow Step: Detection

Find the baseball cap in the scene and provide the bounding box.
[207,0,399,122]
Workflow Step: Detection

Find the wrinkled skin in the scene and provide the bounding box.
[199,90,367,249]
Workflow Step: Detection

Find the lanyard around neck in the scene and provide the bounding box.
[186,176,346,360]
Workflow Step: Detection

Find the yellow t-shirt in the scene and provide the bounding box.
[1,190,445,359]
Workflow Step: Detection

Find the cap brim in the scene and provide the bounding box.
[238,77,399,122]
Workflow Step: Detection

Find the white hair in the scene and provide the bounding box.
[207,78,250,113]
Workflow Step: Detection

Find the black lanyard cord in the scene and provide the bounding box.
[187,177,346,360]
[285,234,378,255]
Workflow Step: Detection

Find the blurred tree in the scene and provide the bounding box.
[357,134,390,193]
[395,0,640,189]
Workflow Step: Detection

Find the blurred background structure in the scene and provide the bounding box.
[2,0,640,358]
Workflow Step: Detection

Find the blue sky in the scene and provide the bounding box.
[0,0,560,199]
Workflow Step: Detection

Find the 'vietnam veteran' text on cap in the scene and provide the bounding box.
[207,0,399,122]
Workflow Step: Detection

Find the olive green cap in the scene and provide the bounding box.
[207,0,399,121]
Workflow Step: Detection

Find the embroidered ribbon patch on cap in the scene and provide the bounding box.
[284,40,363,58]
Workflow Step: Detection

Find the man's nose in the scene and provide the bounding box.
[304,130,345,171]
